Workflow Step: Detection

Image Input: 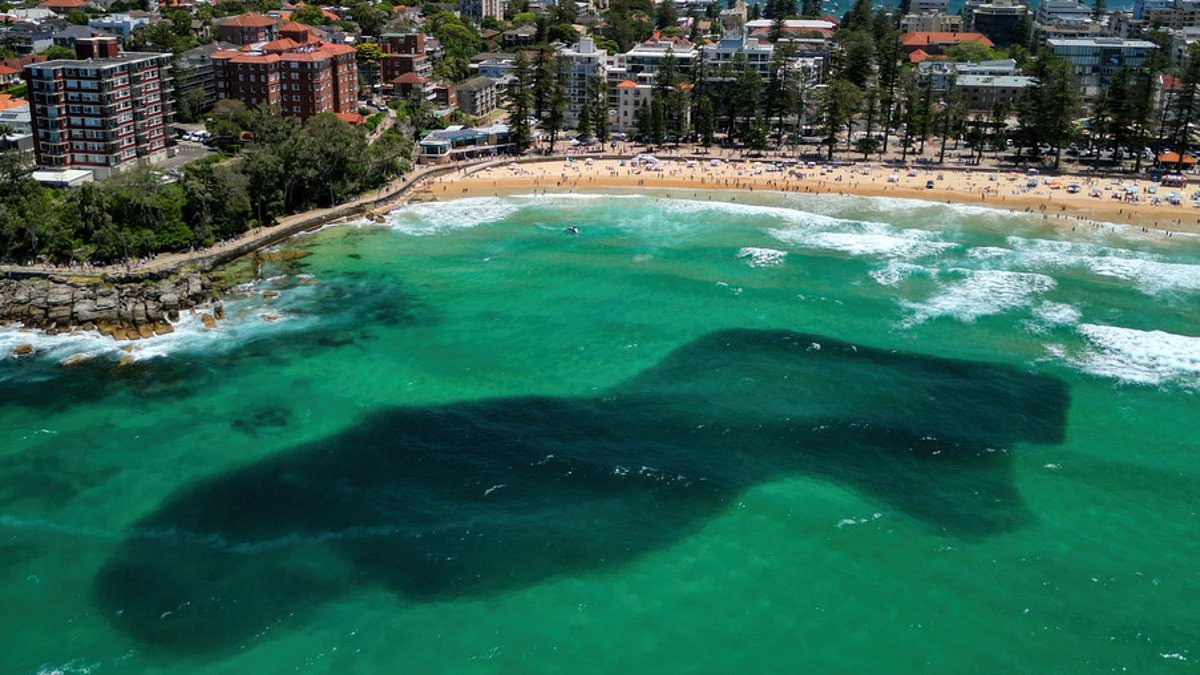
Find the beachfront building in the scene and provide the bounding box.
[22,36,172,178]
[418,122,513,163]
[559,37,608,126]
[918,58,1020,91]
[1141,0,1200,29]
[1046,37,1158,97]
[700,33,775,78]
[614,79,651,133]
[211,23,358,120]
[956,74,1036,110]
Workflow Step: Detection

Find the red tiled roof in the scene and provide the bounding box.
[616,79,637,89]
[393,71,428,84]
[335,112,365,124]
[261,38,300,52]
[909,48,930,63]
[900,31,993,47]
[39,0,87,8]
[222,12,279,27]
[0,93,27,110]
[0,65,18,75]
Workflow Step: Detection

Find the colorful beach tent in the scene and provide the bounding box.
[1157,151,1197,165]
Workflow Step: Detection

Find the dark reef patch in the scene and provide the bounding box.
[94,329,1069,656]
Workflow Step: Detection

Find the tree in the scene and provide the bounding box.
[41,45,75,60]
[592,77,610,141]
[1169,42,1200,169]
[1093,0,1106,20]
[819,79,862,160]
[292,4,327,25]
[656,0,678,29]
[356,42,385,88]
[577,88,593,140]
[747,110,770,151]
[1018,52,1081,169]
[507,52,534,152]
[801,0,820,17]
[696,94,716,147]
[841,0,873,33]
[945,41,1001,63]
[838,30,875,88]
[350,2,389,35]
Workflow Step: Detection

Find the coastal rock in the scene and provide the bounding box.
[258,249,310,262]
[117,355,135,368]
[160,293,180,309]
[263,290,279,299]
[260,313,281,322]
[73,298,99,322]
[213,303,225,320]
[137,324,155,340]
[11,343,34,357]
[167,309,180,322]
[201,314,217,330]
[61,353,93,367]
[153,321,174,335]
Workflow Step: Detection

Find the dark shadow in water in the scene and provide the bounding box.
[94,329,1069,656]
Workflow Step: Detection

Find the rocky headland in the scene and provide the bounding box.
[0,273,220,349]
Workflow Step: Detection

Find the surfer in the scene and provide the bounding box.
[566,226,580,236]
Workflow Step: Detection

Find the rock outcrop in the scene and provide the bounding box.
[0,274,210,337]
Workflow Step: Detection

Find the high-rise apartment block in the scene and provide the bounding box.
[23,36,172,177]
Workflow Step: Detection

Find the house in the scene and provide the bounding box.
[501,25,536,48]
[52,25,112,49]
[392,70,433,101]
[0,64,20,87]
[87,12,154,38]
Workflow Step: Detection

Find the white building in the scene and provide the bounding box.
[1036,0,1095,25]
[700,34,774,79]
[614,79,652,132]
[559,37,608,125]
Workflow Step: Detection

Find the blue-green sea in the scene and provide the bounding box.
[2,190,1198,675]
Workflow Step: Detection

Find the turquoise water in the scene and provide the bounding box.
[1,191,1198,674]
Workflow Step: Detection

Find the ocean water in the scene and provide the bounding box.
[1,190,1198,675]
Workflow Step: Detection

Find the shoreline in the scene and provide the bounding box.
[422,158,1200,237]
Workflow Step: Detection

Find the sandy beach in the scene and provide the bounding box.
[424,157,1200,237]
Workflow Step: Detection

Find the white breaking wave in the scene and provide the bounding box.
[0,283,313,369]
[1033,301,1082,327]
[385,197,519,235]
[905,269,1056,324]
[869,260,934,287]
[1070,324,1200,387]
[737,247,787,267]
[1005,236,1200,296]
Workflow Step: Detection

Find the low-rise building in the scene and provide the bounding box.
[1046,36,1158,97]
[419,122,513,163]
[87,11,153,38]
[456,76,501,116]
[918,57,1019,90]
[900,31,995,55]
[956,73,1036,109]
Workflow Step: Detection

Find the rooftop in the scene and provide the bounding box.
[901,31,995,47]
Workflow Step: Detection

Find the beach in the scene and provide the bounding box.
[426,157,1200,237]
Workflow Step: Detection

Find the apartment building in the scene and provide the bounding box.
[216,12,279,46]
[1046,36,1158,97]
[22,36,172,177]
[380,32,432,84]
[900,13,964,32]
[211,23,357,120]
[455,75,501,116]
[560,37,607,125]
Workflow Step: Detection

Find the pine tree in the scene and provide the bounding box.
[819,79,862,160]
[748,110,770,151]
[841,0,873,33]
[533,49,554,121]
[592,76,610,142]
[696,95,716,147]
[656,0,679,29]
[1170,43,1200,169]
[801,0,820,17]
[577,91,593,140]
[508,52,534,152]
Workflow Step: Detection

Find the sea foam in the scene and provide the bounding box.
[737,247,787,267]
[905,269,1056,325]
[1071,324,1200,387]
[385,197,519,235]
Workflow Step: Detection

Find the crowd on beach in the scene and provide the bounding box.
[431,155,1200,238]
